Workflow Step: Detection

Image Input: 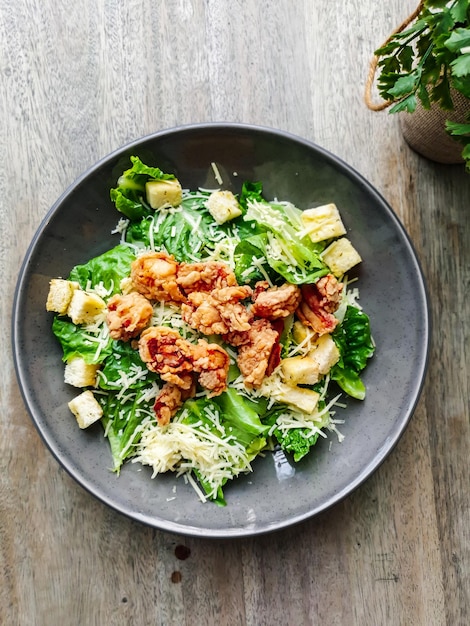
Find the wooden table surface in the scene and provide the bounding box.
[1,1,468,624]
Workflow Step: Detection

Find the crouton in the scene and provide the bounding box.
[275,382,320,413]
[145,178,183,209]
[281,355,320,385]
[68,390,103,429]
[310,334,340,374]
[300,203,347,243]
[205,190,242,224]
[64,356,100,388]
[46,279,79,314]
[67,290,106,325]
[321,237,362,277]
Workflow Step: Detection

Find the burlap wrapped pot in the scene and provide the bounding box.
[399,89,469,165]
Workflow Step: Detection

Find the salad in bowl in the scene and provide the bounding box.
[46,156,375,505]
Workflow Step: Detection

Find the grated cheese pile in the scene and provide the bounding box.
[133,408,252,502]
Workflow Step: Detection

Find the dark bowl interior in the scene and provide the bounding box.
[12,123,430,537]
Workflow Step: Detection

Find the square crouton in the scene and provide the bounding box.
[46,279,79,314]
[205,190,242,224]
[275,382,320,413]
[68,390,103,429]
[321,237,362,277]
[310,334,340,374]
[145,178,183,209]
[64,357,100,388]
[281,355,320,386]
[67,290,106,325]
[301,203,347,243]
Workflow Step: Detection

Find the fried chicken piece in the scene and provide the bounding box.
[177,261,237,294]
[153,380,196,425]
[297,274,344,335]
[138,326,195,389]
[251,282,302,319]
[181,285,253,335]
[131,251,186,303]
[106,292,153,341]
[138,326,229,396]
[192,341,230,396]
[230,318,281,388]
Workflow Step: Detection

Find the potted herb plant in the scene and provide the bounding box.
[365,0,470,168]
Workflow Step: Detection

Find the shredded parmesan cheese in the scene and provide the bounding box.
[211,162,223,185]
[133,408,253,500]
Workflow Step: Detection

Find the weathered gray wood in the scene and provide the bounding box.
[1,1,468,624]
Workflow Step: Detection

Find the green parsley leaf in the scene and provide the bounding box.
[445,28,470,52]
[389,94,418,114]
[451,53,470,77]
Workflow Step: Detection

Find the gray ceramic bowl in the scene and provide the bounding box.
[12,123,430,538]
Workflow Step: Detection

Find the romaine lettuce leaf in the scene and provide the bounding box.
[98,340,159,389]
[329,368,366,400]
[240,184,329,284]
[238,180,265,211]
[263,401,327,463]
[69,244,135,295]
[110,156,175,220]
[179,394,268,503]
[331,305,375,399]
[232,236,280,285]
[125,202,220,262]
[52,317,113,364]
[212,387,270,442]
[274,427,320,462]
[52,245,136,365]
[100,393,148,472]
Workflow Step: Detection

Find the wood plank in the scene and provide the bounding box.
[1,1,467,624]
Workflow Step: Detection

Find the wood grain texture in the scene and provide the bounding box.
[1,1,468,624]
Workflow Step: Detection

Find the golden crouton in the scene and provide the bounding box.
[68,390,103,429]
[145,178,183,209]
[321,237,362,277]
[281,355,320,385]
[276,383,320,413]
[205,190,242,224]
[64,356,100,388]
[301,203,347,243]
[46,279,79,314]
[67,290,106,325]
[310,334,340,374]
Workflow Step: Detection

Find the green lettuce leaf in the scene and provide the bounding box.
[264,398,329,462]
[331,305,375,400]
[125,204,219,262]
[125,191,243,263]
[98,340,159,390]
[100,393,148,472]
[110,156,175,220]
[232,236,279,285]
[274,427,320,462]
[241,184,329,284]
[212,387,270,442]
[69,244,135,294]
[52,245,136,364]
[179,394,268,503]
[329,368,366,401]
[238,180,265,211]
[52,317,113,364]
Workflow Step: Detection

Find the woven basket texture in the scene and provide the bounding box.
[400,89,469,164]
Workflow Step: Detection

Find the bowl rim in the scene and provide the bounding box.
[11,122,431,537]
